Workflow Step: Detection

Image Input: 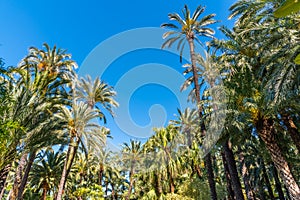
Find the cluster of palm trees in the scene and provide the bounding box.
[0,0,300,199]
[0,44,118,199]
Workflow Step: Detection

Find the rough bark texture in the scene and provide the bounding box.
[221,150,235,200]
[271,162,285,200]
[17,150,36,199]
[282,115,300,153]
[256,118,300,200]
[223,140,244,200]
[0,164,11,199]
[10,153,28,200]
[187,35,218,200]
[56,137,79,200]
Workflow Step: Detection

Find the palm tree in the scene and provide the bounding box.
[7,43,77,200]
[161,5,218,199]
[55,101,108,200]
[213,1,300,196]
[75,75,119,118]
[29,149,65,200]
[122,140,143,200]
[145,125,182,194]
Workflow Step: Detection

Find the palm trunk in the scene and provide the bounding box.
[167,164,175,193]
[56,137,79,200]
[239,151,255,200]
[194,164,202,180]
[126,165,135,200]
[10,153,28,200]
[204,153,218,200]
[261,159,275,200]
[223,140,244,200]
[154,171,163,197]
[256,118,300,200]
[271,162,285,200]
[41,181,48,200]
[221,150,235,200]
[98,163,104,186]
[0,164,12,199]
[282,114,300,153]
[17,150,37,199]
[187,35,218,200]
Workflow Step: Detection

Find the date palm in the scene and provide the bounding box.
[55,101,108,200]
[75,75,119,121]
[161,5,218,199]
[29,149,65,200]
[122,140,143,200]
[7,43,77,200]
[215,1,300,196]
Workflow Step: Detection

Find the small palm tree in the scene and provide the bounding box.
[29,150,65,200]
[122,140,143,200]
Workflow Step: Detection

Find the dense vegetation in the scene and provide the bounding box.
[0,0,299,199]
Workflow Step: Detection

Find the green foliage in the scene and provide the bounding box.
[73,183,104,200]
[274,0,300,17]
[177,177,226,200]
[294,53,300,64]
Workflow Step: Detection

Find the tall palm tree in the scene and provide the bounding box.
[7,43,77,200]
[55,101,108,200]
[161,5,218,199]
[122,140,143,200]
[213,1,300,196]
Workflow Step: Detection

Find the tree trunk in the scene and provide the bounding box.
[223,140,244,200]
[256,118,300,200]
[0,164,11,199]
[204,153,218,200]
[261,159,275,200]
[167,164,175,193]
[98,163,104,186]
[271,162,285,200]
[154,171,163,197]
[10,153,28,200]
[56,137,79,200]
[239,151,255,200]
[194,164,202,180]
[221,150,235,200]
[17,150,37,199]
[187,35,218,200]
[41,181,48,200]
[282,114,300,153]
[126,166,135,200]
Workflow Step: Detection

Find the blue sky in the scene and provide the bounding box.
[0,0,236,149]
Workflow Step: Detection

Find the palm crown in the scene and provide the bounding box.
[161,5,217,62]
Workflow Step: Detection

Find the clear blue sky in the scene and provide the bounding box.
[0,0,236,149]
